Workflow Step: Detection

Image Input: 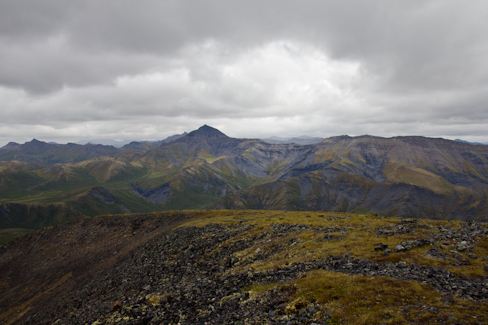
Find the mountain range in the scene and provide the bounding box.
[1,125,488,230]
[260,135,324,145]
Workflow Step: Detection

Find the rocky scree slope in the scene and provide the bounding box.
[2,210,488,324]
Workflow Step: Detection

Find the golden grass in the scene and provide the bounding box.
[180,210,488,279]
[282,270,486,324]
[313,151,336,164]
[243,267,488,324]
[383,161,471,196]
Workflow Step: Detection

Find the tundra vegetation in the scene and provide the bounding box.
[1,210,488,324]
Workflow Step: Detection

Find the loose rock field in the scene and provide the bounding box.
[2,210,488,324]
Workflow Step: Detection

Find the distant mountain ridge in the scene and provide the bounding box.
[261,135,324,145]
[1,125,488,229]
[454,139,488,146]
[121,132,188,151]
[0,139,120,164]
[77,132,189,147]
[0,133,188,164]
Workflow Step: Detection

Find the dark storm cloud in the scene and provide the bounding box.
[4,1,479,93]
[1,0,488,145]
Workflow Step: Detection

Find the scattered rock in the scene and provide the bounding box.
[456,243,468,252]
[111,301,122,311]
[453,257,471,266]
[374,244,388,251]
[7,217,488,325]
[424,248,446,261]
[441,295,456,305]
[396,261,408,268]
[395,245,406,253]
[467,253,478,259]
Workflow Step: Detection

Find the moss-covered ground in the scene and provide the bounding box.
[179,210,488,324]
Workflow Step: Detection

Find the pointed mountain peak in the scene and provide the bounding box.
[0,142,21,153]
[27,139,47,145]
[2,142,20,148]
[21,139,53,154]
[187,125,228,139]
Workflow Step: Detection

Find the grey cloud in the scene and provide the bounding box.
[2,1,488,94]
[1,0,488,146]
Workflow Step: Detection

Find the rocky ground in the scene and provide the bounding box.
[1,210,488,324]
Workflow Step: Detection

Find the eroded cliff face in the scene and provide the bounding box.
[1,210,488,324]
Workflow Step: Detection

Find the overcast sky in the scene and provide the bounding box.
[1,1,488,146]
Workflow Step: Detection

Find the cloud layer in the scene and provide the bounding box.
[1,1,488,145]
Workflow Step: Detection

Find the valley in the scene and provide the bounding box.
[1,125,488,234]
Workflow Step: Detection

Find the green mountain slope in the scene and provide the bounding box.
[1,126,488,228]
[215,169,488,220]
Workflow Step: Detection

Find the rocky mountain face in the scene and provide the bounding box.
[1,126,488,231]
[1,210,488,324]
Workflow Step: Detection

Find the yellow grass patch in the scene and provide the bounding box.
[178,210,488,278]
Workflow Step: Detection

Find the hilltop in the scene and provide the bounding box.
[1,210,488,324]
[1,125,488,236]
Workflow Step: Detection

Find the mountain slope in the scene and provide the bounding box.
[1,126,488,225]
[214,136,488,220]
[216,169,488,220]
